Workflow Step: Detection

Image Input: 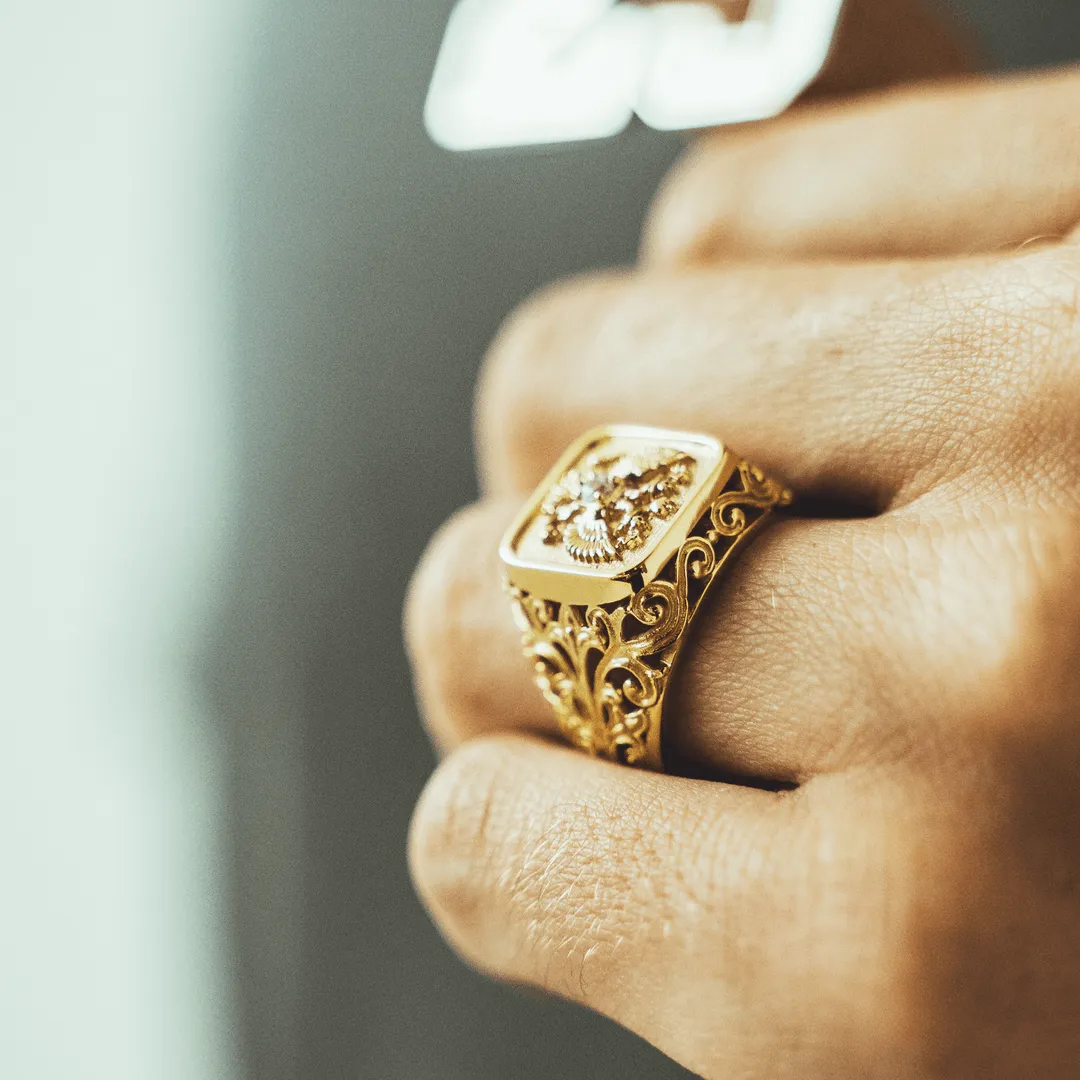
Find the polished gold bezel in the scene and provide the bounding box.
[499,424,737,606]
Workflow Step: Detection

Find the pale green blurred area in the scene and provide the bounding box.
[3,3,1079,1080]
[4,3,248,1078]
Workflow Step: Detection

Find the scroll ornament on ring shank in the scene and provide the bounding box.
[511,461,790,766]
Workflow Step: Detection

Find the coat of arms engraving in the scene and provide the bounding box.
[539,447,697,564]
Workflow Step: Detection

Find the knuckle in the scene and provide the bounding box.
[509,809,628,1000]
[1007,250,1080,396]
[474,281,575,490]
[505,789,658,988]
[999,513,1080,712]
[506,786,728,1011]
[974,513,1080,721]
[409,741,642,995]
[640,136,730,265]
[641,128,774,266]
[926,509,1080,734]
[404,504,489,741]
[403,507,466,671]
[417,754,720,1009]
[934,252,1080,482]
[474,272,622,492]
[408,739,510,926]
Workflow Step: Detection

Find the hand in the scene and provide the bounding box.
[406,66,1080,1079]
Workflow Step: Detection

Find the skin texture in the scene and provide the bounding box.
[404,40,1080,1080]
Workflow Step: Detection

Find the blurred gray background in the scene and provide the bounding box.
[220,3,1080,1078]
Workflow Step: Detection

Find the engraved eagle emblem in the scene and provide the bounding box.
[540,448,696,564]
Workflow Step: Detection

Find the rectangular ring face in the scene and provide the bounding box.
[501,425,726,601]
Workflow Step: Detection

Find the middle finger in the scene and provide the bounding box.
[407,497,943,785]
[474,253,1044,508]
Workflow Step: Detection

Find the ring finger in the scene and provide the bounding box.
[407,499,923,783]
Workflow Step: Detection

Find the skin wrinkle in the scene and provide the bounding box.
[925,255,1080,505]
[432,739,807,1040]
[877,253,1080,505]
[500,781,678,998]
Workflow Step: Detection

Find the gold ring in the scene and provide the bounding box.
[500,425,791,771]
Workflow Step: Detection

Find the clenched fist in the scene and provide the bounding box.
[406,65,1080,1079]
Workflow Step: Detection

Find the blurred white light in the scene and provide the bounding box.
[640,0,846,129]
[425,0,845,150]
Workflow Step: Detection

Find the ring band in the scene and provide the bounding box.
[500,425,791,771]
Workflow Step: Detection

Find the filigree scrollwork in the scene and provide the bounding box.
[511,454,791,768]
[708,461,792,541]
